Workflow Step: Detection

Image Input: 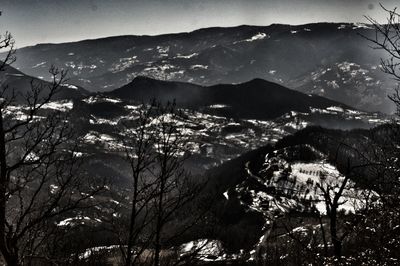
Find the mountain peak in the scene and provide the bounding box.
[244,78,275,86]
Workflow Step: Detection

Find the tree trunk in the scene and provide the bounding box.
[125,175,139,266]
[318,215,328,256]
[154,163,166,266]
[154,186,164,266]
[330,209,342,258]
[0,111,19,266]
[2,251,19,266]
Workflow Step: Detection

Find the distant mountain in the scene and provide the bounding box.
[294,61,391,113]
[109,76,350,120]
[0,65,89,102]
[7,23,394,112]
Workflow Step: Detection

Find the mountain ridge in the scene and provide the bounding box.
[0,64,89,102]
[14,22,364,49]
[4,22,392,113]
[108,76,353,120]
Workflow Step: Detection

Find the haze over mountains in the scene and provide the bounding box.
[7,22,394,113]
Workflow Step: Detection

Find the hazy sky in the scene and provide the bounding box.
[0,0,397,48]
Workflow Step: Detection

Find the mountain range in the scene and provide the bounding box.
[0,22,397,262]
[5,22,394,113]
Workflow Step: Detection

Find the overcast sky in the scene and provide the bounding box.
[0,0,397,48]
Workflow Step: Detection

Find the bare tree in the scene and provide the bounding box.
[315,159,352,258]
[114,101,207,266]
[312,138,381,259]
[365,3,400,189]
[116,102,157,266]
[150,101,194,266]
[0,33,104,266]
[365,4,400,116]
[357,6,400,263]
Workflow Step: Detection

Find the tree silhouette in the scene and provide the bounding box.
[0,33,104,266]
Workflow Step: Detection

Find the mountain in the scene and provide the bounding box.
[61,77,388,178]
[0,65,90,102]
[294,61,391,113]
[109,76,351,120]
[202,124,395,255]
[6,23,394,113]
[1,74,388,178]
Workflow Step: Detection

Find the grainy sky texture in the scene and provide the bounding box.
[0,0,397,47]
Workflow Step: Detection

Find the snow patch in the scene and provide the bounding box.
[191,65,208,70]
[32,62,47,68]
[326,106,344,112]
[41,101,73,112]
[176,53,198,59]
[180,239,225,262]
[57,215,94,227]
[209,104,229,109]
[235,33,269,43]
[83,96,121,104]
[63,84,78,90]
[245,33,268,42]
